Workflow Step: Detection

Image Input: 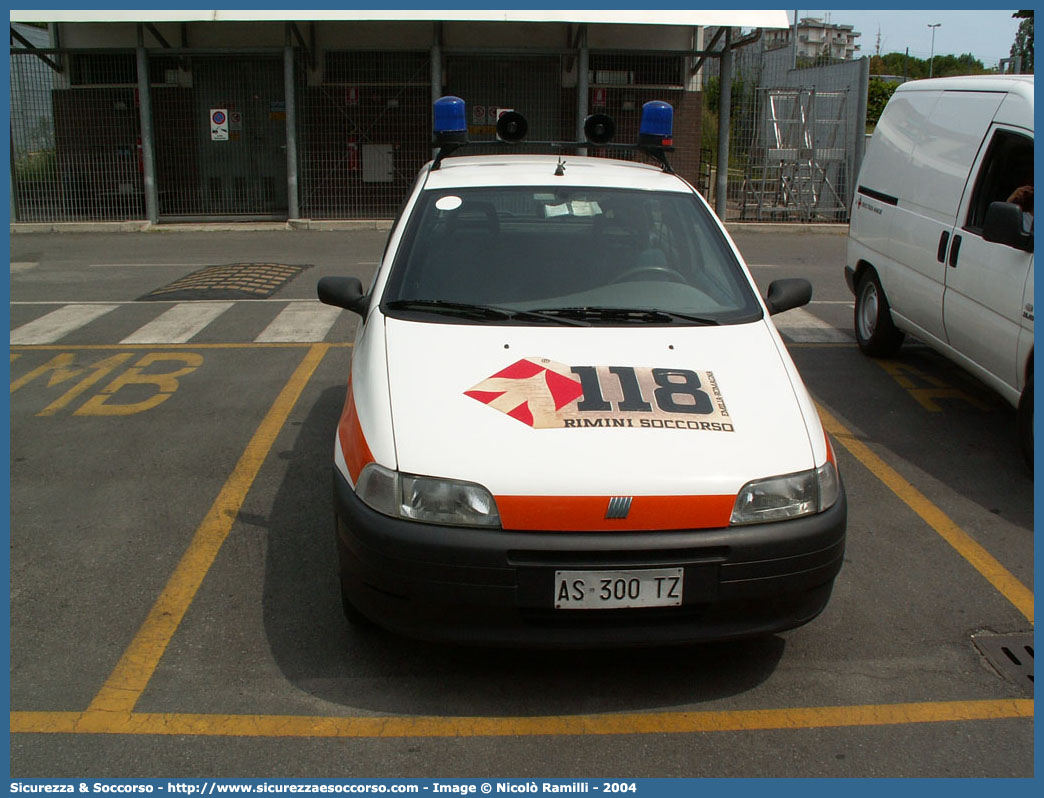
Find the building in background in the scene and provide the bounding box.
[764,17,861,61]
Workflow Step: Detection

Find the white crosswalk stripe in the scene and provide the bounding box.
[10,304,119,345]
[120,302,234,344]
[11,301,849,345]
[254,302,343,342]
[770,308,851,343]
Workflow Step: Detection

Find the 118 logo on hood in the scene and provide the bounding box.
[465,357,734,431]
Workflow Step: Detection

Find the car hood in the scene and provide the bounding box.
[383,317,816,503]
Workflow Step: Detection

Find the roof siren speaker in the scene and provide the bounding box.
[495,111,529,143]
[583,113,616,145]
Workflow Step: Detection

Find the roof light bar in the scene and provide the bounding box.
[638,101,673,147]
[433,95,468,141]
[430,98,676,173]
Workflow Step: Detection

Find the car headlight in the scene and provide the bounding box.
[730,461,840,525]
[355,463,501,527]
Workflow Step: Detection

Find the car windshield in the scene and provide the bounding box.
[381,185,762,325]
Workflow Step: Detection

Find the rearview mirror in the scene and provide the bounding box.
[317,276,368,316]
[982,201,1033,253]
[765,278,812,315]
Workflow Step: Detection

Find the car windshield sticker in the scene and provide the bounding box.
[435,195,463,211]
[465,357,733,431]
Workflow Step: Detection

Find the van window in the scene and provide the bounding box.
[965,129,1034,232]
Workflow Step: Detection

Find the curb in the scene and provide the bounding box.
[11,219,395,234]
[12,219,842,235]
[725,222,849,235]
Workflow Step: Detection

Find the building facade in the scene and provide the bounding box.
[9,11,790,224]
[763,17,861,61]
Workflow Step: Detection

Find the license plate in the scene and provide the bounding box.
[553,568,683,610]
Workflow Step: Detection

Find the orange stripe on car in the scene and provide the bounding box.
[496,494,735,532]
[338,375,375,483]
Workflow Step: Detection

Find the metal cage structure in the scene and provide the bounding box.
[739,86,850,222]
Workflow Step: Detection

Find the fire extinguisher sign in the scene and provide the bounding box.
[210,108,229,141]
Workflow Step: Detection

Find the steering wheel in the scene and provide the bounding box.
[611,265,688,284]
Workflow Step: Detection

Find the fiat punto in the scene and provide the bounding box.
[317,97,846,646]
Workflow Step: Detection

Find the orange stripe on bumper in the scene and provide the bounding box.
[496,494,736,531]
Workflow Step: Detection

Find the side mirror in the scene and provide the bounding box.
[982,201,1033,253]
[317,276,368,316]
[765,278,812,315]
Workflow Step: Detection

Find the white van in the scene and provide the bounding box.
[845,75,1034,466]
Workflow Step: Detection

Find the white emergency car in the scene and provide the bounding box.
[318,97,846,645]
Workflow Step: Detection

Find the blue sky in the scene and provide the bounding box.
[799,9,1023,66]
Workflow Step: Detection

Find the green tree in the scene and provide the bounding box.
[866,79,899,129]
[1011,10,1033,73]
[930,53,988,77]
[869,51,987,80]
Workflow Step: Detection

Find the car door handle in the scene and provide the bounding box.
[948,234,962,267]
[937,230,950,263]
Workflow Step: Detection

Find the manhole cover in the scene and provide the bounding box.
[972,631,1034,694]
[140,263,311,301]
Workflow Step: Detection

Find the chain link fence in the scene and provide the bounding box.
[297,50,431,219]
[703,41,868,221]
[12,45,714,223]
[11,49,145,222]
[151,54,288,219]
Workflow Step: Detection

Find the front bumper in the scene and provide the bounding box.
[333,470,846,646]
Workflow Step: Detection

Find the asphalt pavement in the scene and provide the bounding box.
[7,225,1033,778]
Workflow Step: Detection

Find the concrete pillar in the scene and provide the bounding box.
[136,24,159,224]
[714,28,733,220]
[576,24,589,148]
[284,31,300,220]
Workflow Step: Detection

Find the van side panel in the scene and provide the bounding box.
[873,91,1002,343]
[846,93,931,306]
[899,92,1003,221]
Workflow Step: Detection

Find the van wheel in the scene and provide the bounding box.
[854,270,905,356]
[1018,373,1033,472]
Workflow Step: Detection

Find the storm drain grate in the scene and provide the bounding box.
[140,263,311,301]
[972,632,1034,694]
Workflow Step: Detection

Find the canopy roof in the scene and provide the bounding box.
[10,9,790,28]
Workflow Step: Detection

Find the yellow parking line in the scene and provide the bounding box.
[816,403,1034,624]
[11,699,1033,738]
[86,343,331,714]
[10,343,353,351]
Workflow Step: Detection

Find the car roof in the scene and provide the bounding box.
[422,153,695,193]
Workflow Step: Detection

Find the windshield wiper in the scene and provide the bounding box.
[384,299,590,326]
[530,307,720,326]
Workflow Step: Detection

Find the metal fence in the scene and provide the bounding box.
[11,45,710,223]
[11,49,145,222]
[151,54,288,219]
[297,50,431,219]
[702,42,868,221]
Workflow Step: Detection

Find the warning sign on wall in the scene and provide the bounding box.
[210,108,229,141]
